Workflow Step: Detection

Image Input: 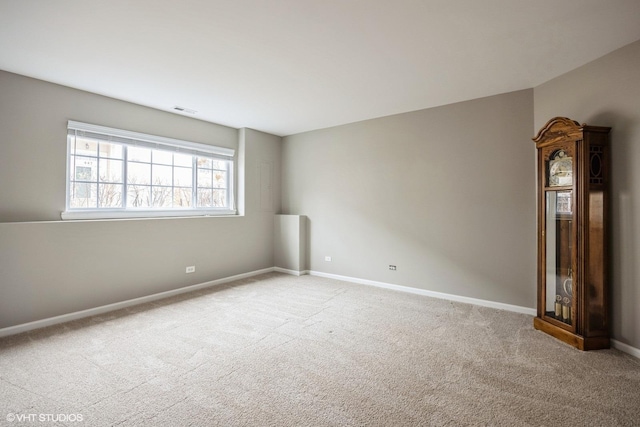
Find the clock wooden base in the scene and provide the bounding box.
[533,317,610,351]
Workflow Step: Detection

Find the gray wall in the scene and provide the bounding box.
[281,89,536,308]
[534,40,640,350]
[0,71,281,329]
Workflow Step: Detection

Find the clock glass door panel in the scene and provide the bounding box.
[545,190,574,326]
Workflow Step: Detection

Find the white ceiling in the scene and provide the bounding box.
[1,1,639,136]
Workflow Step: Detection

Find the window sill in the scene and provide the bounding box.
[61,209,237,221]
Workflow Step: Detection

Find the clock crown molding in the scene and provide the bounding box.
[533,117,583,146]
[533,117,611,148]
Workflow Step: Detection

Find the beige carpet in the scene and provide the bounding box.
[1,273,639,426]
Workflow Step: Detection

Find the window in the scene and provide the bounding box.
[63,121,235,220]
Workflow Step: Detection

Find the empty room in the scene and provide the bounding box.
[1,1,640,425]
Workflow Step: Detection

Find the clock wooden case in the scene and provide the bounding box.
[532,117,611,350]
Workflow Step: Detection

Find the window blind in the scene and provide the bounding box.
[67,120,235,160]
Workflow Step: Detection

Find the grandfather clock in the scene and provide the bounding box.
[532,117,611,350]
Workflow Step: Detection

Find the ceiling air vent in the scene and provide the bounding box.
[173,106,197,114]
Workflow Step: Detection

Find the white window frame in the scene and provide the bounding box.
[62,121,236,220]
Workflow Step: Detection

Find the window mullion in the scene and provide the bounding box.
[227,161,232,209]
[150,151,154,208]
[123,146,129,209]
[192,156,198,208]
[95,144,101,209]
[170,155,174,208]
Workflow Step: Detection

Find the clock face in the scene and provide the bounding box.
[549,150,573,187]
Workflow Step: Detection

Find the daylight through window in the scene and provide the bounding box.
[63,121,235,220]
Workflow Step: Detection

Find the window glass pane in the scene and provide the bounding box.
[152,164,172,186]
[71,183,97,208]
[174,188,192,207]
[174,166,192,187]
[152,186,173,208]
[174,153,192,167]
[153,150,173,165]
[197,188,213,207]
[197,157,212,169]
[127,185,151,207]
[212,170,226,189]
[211,160,227,170]
[73,157,98,181]
[99,159,123,183]
[98,183,123,208]
[197,169,212,187]
[128,162,151,185]
[74,165,93,181]
[74,137,98,156]
[128,146,151,162]
[213,190,226,207]
[99,142,123,159]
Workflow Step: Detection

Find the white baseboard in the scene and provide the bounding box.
[612,339,640,359]
[306,270,537,316]
[273,267,306,276]
[0,267,275,338]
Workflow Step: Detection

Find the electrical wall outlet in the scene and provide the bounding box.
[186,266,196,274]
[389,265,397,271]
[325,256,332,262]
